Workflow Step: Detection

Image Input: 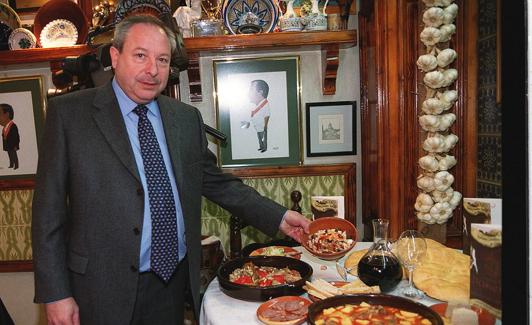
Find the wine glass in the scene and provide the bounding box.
[393,230,427,298]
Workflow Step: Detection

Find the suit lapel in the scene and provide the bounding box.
[92,83,141,183]
[158,97,185,192]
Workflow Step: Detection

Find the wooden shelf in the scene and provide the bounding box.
[183,30,357,53]
[0,45,92,66]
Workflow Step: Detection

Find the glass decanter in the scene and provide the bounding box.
[357,218,403,293]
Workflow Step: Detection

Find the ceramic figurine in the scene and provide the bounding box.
[279,0,303,31]
[173,0,202,38]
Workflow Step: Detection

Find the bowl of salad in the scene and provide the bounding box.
[301,217,357,261]
[217,256,313,301]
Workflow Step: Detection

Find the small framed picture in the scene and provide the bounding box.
[0,75,46,189]
[310,195,345,220]
[8,0,48,12]
[213,56,301,167]
[305,101,356,157]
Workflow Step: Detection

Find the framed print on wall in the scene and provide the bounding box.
[213,56,302,168]
[0,75,46,189]
[306,101,356,157]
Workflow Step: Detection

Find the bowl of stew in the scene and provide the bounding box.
[307,294,444,325]
[217,256,313,301]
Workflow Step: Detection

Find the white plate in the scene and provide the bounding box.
[9,27,37,50]
[40,19,78,48]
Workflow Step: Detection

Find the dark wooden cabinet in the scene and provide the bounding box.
[358,0,478,247]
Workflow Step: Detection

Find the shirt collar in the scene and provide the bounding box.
[112,78,159,118]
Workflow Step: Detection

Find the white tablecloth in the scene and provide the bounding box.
[199,242,442,325]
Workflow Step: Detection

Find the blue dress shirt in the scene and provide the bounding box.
[112,79,187,272]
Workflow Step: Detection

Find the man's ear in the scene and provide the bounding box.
[109,46,120,69]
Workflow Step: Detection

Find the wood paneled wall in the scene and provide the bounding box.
[358,0,478,246]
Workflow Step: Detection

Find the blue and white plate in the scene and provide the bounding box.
[222,0,279,34]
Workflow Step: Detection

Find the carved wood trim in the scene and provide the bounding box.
[322,44,340,95]
[0,261,33,273]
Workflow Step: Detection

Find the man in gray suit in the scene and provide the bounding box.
[32,15,310,325]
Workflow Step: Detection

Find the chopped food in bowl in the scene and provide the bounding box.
[308,229,354,254]
[229,261,302,287]
[301,217,358,260]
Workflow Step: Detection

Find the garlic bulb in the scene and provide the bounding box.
[437,154,457,170]
[430,202,453,224]
[434,171,454,191]
[448,190,462,208]
[423,134,446,153]
[439,113,456,130]
[423,7,444,27]
[415,193,434,212]
[417,175,437,192]
[443,3,458,24]
[417,54,438,72]
[419,115,441,132]
[424,71,445,89]
[437,48,457,67]
[419,155,440,172]
[422,98,446,115]
[420,27,442,46]
[440,0,455,6]
[442,68,458,87]
[437,90,458,108]
[439,24,456,42]
[444,133,459,150]
[417,211,434,224]
[432,187,454,203]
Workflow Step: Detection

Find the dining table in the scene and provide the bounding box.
[199,242,443,325]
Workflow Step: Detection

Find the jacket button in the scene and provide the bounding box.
[130,265,138,272]
[133,227,140,235]
[136,188,143,195]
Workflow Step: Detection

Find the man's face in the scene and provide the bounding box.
[248,82,262,104]
[110,23,171,104]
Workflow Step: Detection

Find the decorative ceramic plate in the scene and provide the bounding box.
[0,2,21,30]
[0,22,12,50]
[40,19,78,48]
[222,0,279,34]
[113,0,171,24]
[8,27,37,50]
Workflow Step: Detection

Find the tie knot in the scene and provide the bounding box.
[133,104,148,117]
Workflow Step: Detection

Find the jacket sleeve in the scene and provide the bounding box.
[31,101,72,303]
[193,109,287,237]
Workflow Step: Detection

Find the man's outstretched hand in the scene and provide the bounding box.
[279,210,310,243]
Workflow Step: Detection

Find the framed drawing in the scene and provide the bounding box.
[0,75,46,189]
[213,56,302,168]
[305,101,356,157]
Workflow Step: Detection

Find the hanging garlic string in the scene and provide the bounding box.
[415,0,462,225]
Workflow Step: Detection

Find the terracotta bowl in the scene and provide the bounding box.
[301,217,357,260]
[217,256,313,302]
[33,0,89,47]
[256,295,311,325]
[307,294,444,325]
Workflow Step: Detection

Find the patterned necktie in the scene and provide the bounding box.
[134,104,179,282]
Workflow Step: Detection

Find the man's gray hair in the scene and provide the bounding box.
[112,14,177,55]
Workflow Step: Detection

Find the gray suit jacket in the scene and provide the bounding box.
[31,82,286,324]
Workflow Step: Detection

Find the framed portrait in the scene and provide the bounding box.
[305,101,356,157]
[0,75,46,189]
[213,56,302,168]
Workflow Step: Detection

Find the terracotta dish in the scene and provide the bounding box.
[250,246,302,259]
[256,296,311,325]
[300,217,357,260]
[307,294,443,325]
